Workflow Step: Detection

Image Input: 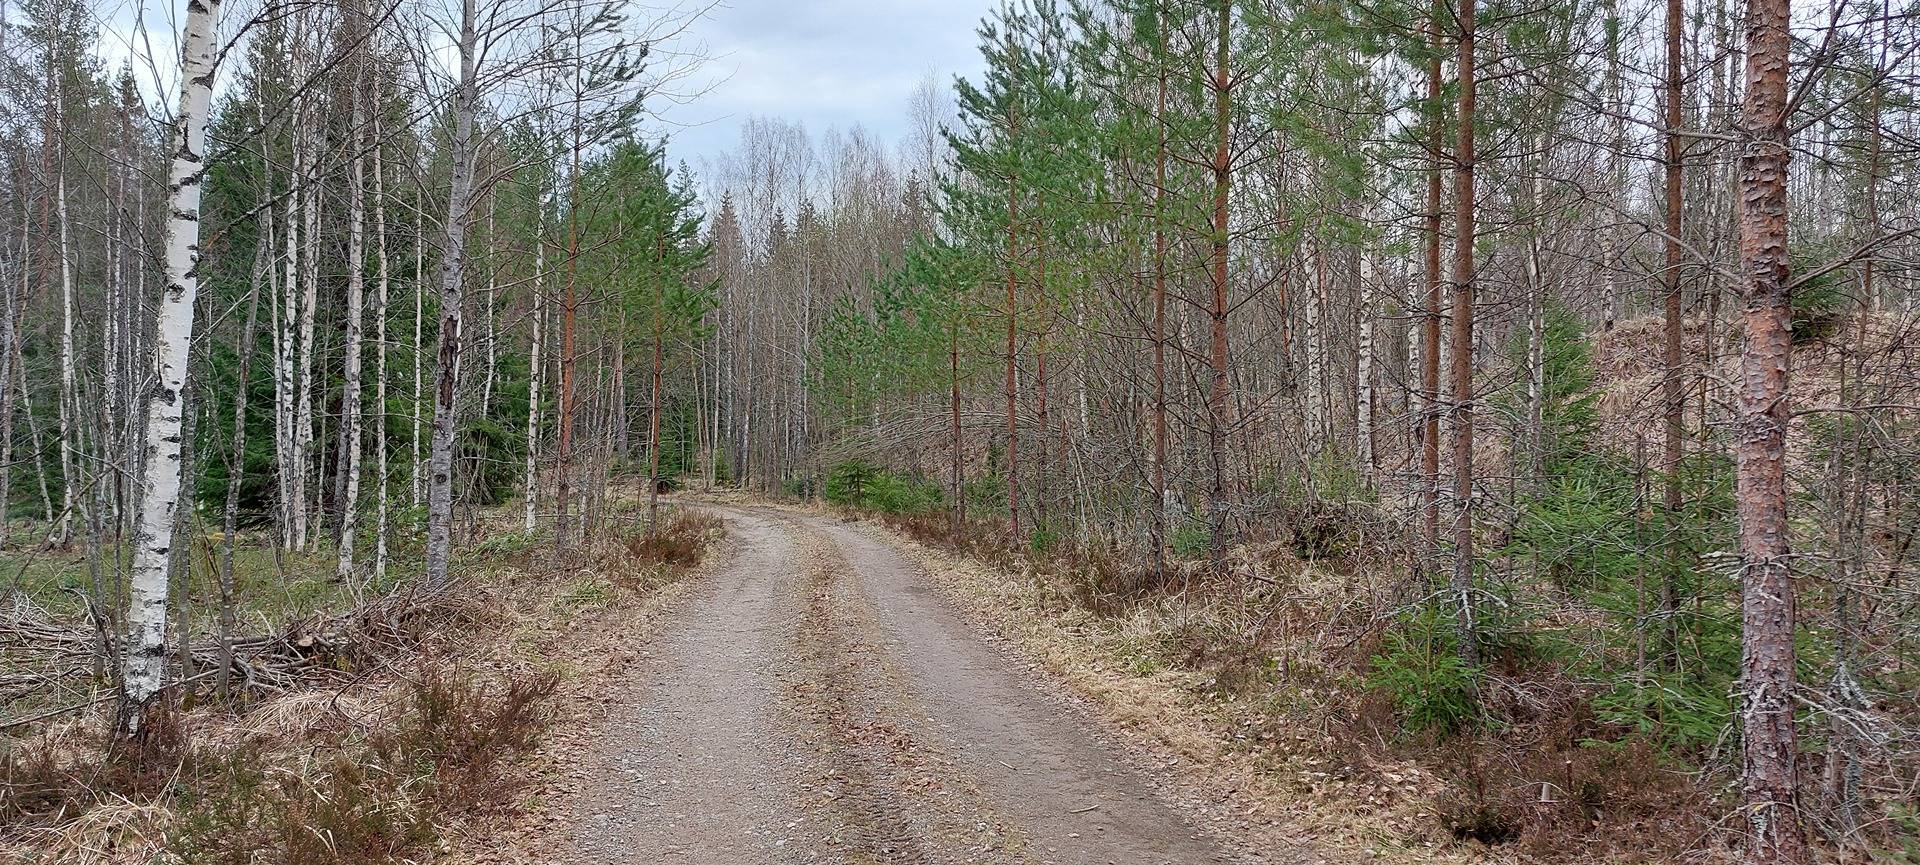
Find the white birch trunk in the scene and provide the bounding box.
[55,129,77,546]
[524,208,545,534]
[121,0,222,731]
[336,88,367,583]
[296,123,320,549]
[274,148,297,548]
[1306,240,1327,449]
[412,202,424,509]
[373,119,391,582]
[1357,240,1377,483]
[481,197,497,419]
[424,0,478,589]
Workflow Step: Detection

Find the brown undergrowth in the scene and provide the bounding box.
[0,505,722,865]
[872,505,1715,865]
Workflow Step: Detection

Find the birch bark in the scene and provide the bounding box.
[121,0,223,733]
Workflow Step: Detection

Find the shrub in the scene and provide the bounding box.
[824,459,942,514]
[824,458,879,506]
[377,662,561,809]
[168,664,562,865]
[1365,607,1480,737]
[623,511,722,573]
[1169,519,1211,559]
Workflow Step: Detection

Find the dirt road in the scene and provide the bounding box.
[553,503,1250,865]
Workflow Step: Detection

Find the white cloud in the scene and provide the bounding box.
[649,0,989,169]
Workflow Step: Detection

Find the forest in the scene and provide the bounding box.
[1,0,1917,861]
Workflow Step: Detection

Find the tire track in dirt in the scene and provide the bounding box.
[780,519,1035,864]
[553,501,1242,864]
[555,509,823,864]
[752,505,1239,865]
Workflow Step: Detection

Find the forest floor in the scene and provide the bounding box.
[458,497,1404,865]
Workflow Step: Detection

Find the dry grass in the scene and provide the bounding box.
[0,502,724,865]
[860,507,1732,865]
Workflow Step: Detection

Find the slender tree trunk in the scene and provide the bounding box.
[274,144,297,548]
[1306,238,1327,450]
[372,123,391,583]
[556,105,581,551]
[1004,120,1021,539]
[295,115,320,550]
[1205,0,1233,571]
[1661,0,1689,661]
[1421,11,1444,562]
[950,283,964,530]
[120,0,223,733]
[481,198,498,419]
[412,197,424,509]
[1357,229,1377,484]
[55,116,77,548]
[646,304,664,533]
[424,0,479,591]
[0,182,21,550]
[336,56,369,583]
[524,199,545,534]
[1451,0,1480,665]
[1733,0,1804,854]
[1150,27,1169,577]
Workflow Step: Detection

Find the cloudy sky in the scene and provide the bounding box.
[648,0,992,171]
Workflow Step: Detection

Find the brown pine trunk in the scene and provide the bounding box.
[1036,245,1051,534]
[1662,0,1688,662]
[1450,0,1479,664]
[646,309,664,534]
[951,292,965,531]
[1733,0,1804,856]
[1205,0,1233,572]
[1150,37,1169,578]
[1421,11,1444,563]
[1005,130,1021,539]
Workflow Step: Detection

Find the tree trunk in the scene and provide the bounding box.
[556,109,581,551]
[1357,229,1377,484]
[424,0,479,591]
[120,0,223,733]
[1205,0,1233,571]
[372,114,391,583]
[1451,0,1479,665]
[1733,0,1805,854]
[55,112,77,549]
[1421,10,1444,561]
[1150,24,1169,577]
[336,58,368,583]
[524,198,545,534]
[1004,126,1021,539]
[646,306,665,533]
[295,113,320,551]
[1661,0,1689,662]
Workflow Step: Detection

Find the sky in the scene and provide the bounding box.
[65,0,992,181]
[648,0,991,173]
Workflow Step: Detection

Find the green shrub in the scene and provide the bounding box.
[1170,519,1211,559]
[1029,522,1062,554]
[824,459,941,514]
[1366,607,1480,737]
[866,470,943,514]
[824,459,880,506]
[1790,243,1849,343]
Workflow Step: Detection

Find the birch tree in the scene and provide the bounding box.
[119,0,223,734]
